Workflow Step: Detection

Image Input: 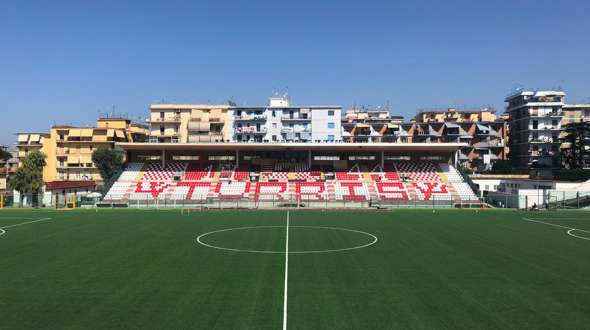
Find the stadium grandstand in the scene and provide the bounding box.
[102,142,480,208]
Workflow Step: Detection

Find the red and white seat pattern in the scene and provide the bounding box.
[254,182,287,200]
[104,161,478,204]
[104,163,144,200]
[215,181,250,199]
[184,164,213,181]
[142,163,187,181]
[334,181,369,201]
[262,171,289,181]
[375,182,409,201]
[296,182,326,201]
[393,161,440,182]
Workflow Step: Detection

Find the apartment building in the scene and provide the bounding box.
[0,146,18,192]
[15,118,148,185]
[230,95,342,143]
[148,104,231,143]
[562,103,590,125]
[413,108,507,172]
[504,90,565,176]
[341,109,405,143]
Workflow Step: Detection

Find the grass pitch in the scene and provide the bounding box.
[0,209,589,329]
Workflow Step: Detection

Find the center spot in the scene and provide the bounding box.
[196,225,377,254]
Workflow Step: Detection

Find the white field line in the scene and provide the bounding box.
[523,217,590,241]
[195,225,378,254]
[0,217,52,229]
[283,211,289,330]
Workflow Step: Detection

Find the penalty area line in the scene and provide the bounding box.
[523,217,590,241]
[0,218,52,238]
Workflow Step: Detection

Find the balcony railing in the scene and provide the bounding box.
[150,116,181,123]
[281,116,310,121]
[235,127,267,134]
[234,115,266,121]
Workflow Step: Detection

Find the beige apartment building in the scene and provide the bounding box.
[562,104,590,125]
[413,108,508,172]
[149,104,231,143]
[16,118,148,185]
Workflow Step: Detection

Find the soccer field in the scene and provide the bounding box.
[0,209,589,329]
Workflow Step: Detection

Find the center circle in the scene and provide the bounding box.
[196,226,378,254]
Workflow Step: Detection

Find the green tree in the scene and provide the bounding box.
[0,148,11,161]
[561,122,590,169]
[8,151,46,206]
[92,147,125,185]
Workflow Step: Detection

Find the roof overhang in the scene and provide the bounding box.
[117,142,467,153]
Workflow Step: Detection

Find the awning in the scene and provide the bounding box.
[80,129,94,137]
[29,134,40,142]
[341,131,351,137]
[45,180,96,191]
[67,155,80,163]
[80,155,93,163]
[107,129,115,137]
[17,135,28,142]
[115,130,125,138]
[445,123,460,128]
[199,122,211,131]
[387,124,399,128]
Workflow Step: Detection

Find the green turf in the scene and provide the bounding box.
[0,209,589,329]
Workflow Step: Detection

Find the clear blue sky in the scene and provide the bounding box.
[1,0,589,146]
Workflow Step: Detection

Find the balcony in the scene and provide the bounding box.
[235,127,267,134]
[281,127,311,134]
[530,111,563,118]
[150,116,181,123]
[234,114,266,121]
[281,116,310,121]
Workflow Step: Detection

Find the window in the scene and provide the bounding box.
[327,134,335,141]
[173,155,199,160]
[208,155,235,161]
[272,110,276,117]
[552,120,558,127]
[272,135,277,141]
[314,155,339,160]
[328,122,335,129]
[328,110,334,116]
[532,120,538,129]
[349,155,375,160]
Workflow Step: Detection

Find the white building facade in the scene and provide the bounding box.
[229,96,341,143]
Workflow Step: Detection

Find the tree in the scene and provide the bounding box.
[0,148,11,162]
[92,147,125,185]
[8,151,46,206]
[561,122,590,169]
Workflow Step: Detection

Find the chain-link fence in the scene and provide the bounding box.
[483,190,590,209]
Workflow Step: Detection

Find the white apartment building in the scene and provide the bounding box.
[230,95,341,143]
[505,90,565,176]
